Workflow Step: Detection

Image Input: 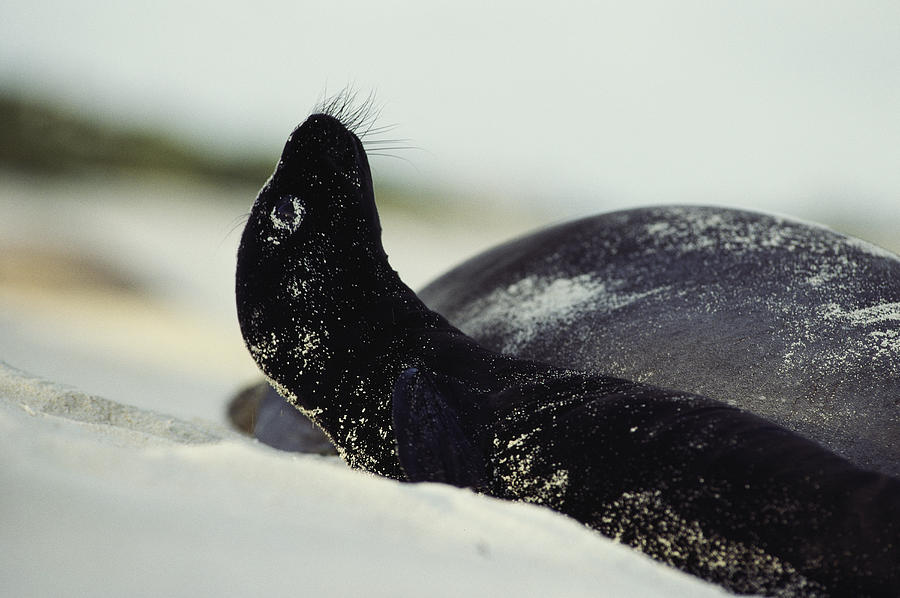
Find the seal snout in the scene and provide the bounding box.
[284,114,359,162]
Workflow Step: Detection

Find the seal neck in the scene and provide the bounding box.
[235,111,517,477]
[285,261,464,478]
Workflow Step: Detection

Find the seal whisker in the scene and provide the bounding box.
[354,97,385,138]
[215,212,251,252]
[316,87,383,137]
[361,140,417,149]
[363,146,421,153]
[361,137,413,145]
[225,212,251,237]
[358,123,400,137]
[365,152,420,170]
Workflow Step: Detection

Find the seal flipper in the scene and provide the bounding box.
[391,368,487,489]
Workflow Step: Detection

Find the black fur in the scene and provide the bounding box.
[419,206,900,479]
[236,112,900,597]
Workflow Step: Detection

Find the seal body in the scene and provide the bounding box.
[236,110,900,596]
[240,208,900,478]
[420,207,900,477]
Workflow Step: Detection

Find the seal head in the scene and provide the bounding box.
[236,113,457,476]
[237,114,385,401]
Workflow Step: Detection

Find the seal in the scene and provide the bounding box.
[240,206,900,477]
[235,108,900,596]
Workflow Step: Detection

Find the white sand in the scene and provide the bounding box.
[0,361,728,597]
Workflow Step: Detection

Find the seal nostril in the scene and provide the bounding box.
[270,195,305,232]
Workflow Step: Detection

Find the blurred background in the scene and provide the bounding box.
[1,1,897,422]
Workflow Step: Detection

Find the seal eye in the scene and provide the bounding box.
[270,195,306,233]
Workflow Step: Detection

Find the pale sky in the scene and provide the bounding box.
[1,1,898,221]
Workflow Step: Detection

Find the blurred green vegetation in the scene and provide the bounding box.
[1,92,891,253]
[0,92,473,216]
[0,92,276,186]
